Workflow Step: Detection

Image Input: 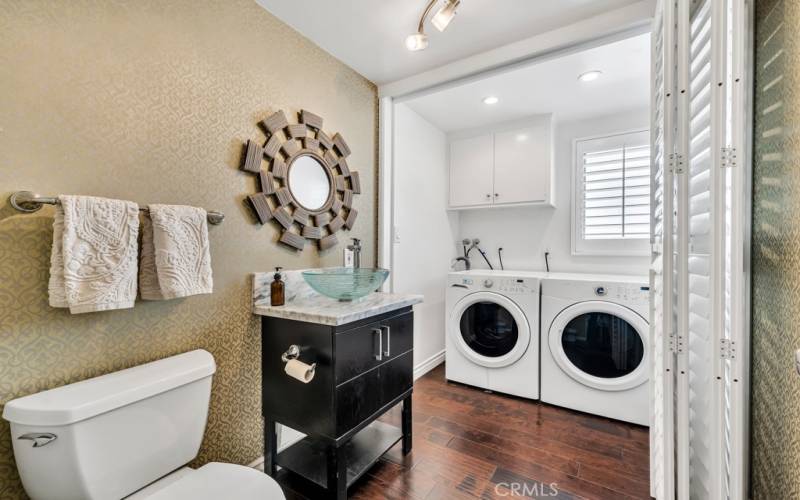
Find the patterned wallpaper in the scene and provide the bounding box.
[0,1,376,498]
[751,0,800,497]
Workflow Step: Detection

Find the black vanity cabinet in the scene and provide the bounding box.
[261,307,414,499]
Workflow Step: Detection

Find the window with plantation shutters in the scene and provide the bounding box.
[572,129,651,255]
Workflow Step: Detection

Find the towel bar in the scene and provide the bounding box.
[8,191,225,225]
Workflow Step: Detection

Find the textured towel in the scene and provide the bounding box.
[47,208,68,308]
[138,215,163,300]
[48,195,140,313]
[139,204,213,300]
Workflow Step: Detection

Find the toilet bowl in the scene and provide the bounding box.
[2,350,285,500]
[128,463,283,500]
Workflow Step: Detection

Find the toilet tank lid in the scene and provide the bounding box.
[2,349,216,427]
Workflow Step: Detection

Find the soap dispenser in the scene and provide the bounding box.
[271,267,285,306]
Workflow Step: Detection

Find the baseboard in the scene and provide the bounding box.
[414,349,445,381]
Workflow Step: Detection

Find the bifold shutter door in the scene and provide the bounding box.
[685,1,717,498]
[649,0,676,497]
[652,0,750,498]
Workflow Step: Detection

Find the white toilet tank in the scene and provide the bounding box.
[2,349,216,500]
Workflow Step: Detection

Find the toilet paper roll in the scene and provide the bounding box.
[284,359,316,383]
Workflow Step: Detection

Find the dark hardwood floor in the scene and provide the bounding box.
[274,363,650,499]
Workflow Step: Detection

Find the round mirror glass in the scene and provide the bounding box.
[288,155,331,211]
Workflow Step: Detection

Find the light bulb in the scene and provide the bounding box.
[482,96,499,105]
[432,0,459,32]
[405,32,429,51]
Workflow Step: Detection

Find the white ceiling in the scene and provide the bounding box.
[403,33,650,132]
[255,0,643,84]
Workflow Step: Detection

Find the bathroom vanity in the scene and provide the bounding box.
[253,271,423,499]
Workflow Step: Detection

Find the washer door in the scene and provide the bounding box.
[548,301,648,391]
[449,292,530,368]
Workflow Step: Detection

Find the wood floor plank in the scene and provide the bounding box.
[446,436,643,500]
[425,415,580,475]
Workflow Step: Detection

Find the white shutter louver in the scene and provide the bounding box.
[686,1,716,499]
[650,0,676,498]
[580,134,651,240]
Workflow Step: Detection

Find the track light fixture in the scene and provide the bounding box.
[405,0,461,51]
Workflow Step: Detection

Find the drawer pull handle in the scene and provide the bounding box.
[373,328,383,361]
[381,325,391,357]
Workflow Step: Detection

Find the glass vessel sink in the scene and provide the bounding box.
[302,267,390,301]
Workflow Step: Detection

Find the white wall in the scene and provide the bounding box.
[458,108,651,276]
[392,103,459,372]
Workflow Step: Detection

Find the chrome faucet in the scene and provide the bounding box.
[348,238,362,268]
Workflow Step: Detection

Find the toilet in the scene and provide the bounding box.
[2,350,284,500]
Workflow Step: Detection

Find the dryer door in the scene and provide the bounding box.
[449,292,530,368]
[548,301,648,391]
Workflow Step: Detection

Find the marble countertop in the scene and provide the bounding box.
[252,270,423,326]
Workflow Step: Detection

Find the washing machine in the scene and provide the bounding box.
[445,270,542,400]
[540,273,650,426]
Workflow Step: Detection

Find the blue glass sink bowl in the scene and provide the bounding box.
[302,267,390,301]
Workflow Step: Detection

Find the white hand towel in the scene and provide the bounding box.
[49,195,140,314]
[47,207,68,308]
[138,215,164,300]
[140,204,213,300]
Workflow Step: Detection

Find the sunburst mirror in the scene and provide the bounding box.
[241,110,360,250]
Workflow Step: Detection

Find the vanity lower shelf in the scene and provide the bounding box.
[277,420,402,489]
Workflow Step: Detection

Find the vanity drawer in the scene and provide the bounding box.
[380,349,414,404]
[335,350,413,435]
[334,310,413,383]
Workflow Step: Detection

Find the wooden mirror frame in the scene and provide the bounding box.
[241,110,360,251]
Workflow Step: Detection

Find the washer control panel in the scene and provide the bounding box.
[497,278,536,294]
[452,276,537,294]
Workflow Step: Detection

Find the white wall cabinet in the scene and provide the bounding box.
[448,115,554,209]
[448,134,494,207]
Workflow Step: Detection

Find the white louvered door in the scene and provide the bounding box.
[652,0,750,498]
[650,0,677,497]
[683,0,719,497]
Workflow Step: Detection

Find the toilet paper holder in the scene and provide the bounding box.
[281,345,303,363]
[281,345,317,383]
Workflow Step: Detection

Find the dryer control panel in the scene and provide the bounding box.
[592,283,649,308]
[542,278,649,308]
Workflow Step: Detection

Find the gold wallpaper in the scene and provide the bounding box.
[751,0,799,497]
[0,1,377,498]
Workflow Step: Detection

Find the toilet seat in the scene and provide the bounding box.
[146,462,285,500]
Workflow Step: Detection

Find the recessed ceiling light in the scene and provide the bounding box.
[578,70,603,82]
[483,96,499,105]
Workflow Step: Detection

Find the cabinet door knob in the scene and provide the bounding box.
[485,194,491,198]
[494,193,499,197]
